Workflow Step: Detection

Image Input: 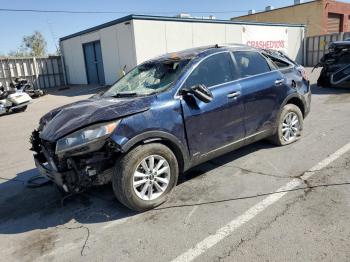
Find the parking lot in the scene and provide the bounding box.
[0,68,350,262]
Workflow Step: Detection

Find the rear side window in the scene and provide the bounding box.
[185,52,234,88]
[233,51,271,78]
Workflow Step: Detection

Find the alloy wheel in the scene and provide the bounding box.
[132,155,171,201]
[282,112,300,142]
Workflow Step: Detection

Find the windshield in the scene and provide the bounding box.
[103,59,190,97]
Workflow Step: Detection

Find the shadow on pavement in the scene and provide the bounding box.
[0,140,274,235]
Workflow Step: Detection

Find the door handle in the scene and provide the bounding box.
[227,91,241,99]
[275,79,285,86]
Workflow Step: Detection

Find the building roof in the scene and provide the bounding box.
[60,14,305,42]
[232,0,317,19]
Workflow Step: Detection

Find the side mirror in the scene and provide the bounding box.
[182,84,213,103]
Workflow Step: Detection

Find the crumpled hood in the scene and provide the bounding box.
[40,95,154,142]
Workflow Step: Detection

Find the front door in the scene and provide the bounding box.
[180,52,245,158]
[83,41,105,85]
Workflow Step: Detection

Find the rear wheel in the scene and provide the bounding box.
[269,104,303,146]
[112,143,179,211]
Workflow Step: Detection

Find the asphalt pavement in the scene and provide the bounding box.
[0,69,349,262]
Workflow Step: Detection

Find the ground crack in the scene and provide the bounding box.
[214,193,308,261]
[209,161,288,179]
[55,224,90,256]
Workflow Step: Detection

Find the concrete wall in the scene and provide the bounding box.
[61,21,137,85]
[231,1,323,37]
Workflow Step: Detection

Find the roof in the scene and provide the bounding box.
[232,0,317,19]
[141,44,259,62]
[60,14,305,42]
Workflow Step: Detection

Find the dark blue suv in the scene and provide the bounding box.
[31,45,311,211]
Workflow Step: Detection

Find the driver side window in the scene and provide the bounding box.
[185,52,234,88]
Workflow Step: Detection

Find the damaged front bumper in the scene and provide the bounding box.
[34,155,73,192]
[31,129,119,193]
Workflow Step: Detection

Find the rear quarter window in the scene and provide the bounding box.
[267,56,292,69]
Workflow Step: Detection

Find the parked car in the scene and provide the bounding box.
[316,41,350,87]
[31,44,311,211]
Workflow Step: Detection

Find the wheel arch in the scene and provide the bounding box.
[119,131,190,173]
[282,94,305,118]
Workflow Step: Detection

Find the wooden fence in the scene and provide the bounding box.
[0,56,65,89]
[306,32,350,67]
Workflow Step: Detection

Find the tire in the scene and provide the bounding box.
[268,104,303,146]
[112,143,179,211]
[12,105,27,113]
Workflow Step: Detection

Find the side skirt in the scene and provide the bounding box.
[188,129,272,169]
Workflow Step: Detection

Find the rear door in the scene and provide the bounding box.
[180,52,245,158]
[232,51,287,136]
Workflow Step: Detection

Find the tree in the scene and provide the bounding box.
[7,31,48,57]
[22,31,47,57]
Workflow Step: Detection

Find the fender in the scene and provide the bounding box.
[280,92,305,111]
[117,131,191,172]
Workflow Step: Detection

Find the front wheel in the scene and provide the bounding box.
[269,104,303,146]
[112,143,179,211]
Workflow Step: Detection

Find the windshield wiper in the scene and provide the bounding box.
[111,91,137,98]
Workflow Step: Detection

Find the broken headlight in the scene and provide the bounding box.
[56,121,119,154]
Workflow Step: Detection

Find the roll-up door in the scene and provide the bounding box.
[327,13,341,33]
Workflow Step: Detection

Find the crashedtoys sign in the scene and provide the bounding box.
[242,25,288,52]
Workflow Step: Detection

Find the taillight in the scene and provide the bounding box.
[297,66,309,81]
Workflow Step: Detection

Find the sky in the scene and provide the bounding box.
[0,0,348,54]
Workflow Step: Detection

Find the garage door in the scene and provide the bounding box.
[328,13,341,34]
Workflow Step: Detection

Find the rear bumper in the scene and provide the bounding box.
[304,88,311,117]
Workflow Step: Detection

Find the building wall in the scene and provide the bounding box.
[61,21,137,85]
[325,0,350,34]
[231,1,323,36]
[132,20,303,64]
[288,26,305,63]
[61,18,304,85]
[132,20,242,64]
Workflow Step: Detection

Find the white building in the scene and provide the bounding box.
[59,15,305,85]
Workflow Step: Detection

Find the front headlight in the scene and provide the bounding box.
[56,121,119,154]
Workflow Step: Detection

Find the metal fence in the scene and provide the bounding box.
[0,56,65,89]
[306,32,350,67]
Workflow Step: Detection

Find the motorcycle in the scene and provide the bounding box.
[10,78,46,98]
[0,83,32,115]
